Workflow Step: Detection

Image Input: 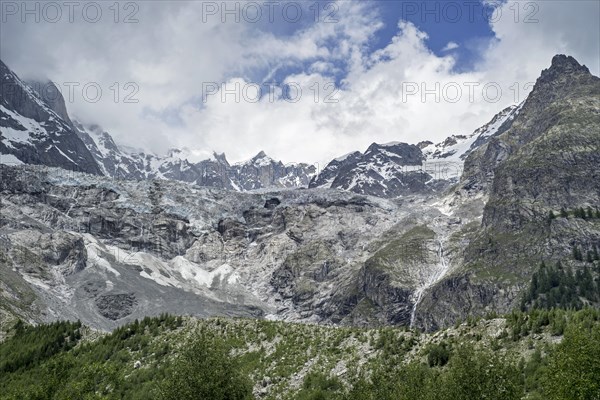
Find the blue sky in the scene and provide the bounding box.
[249,1,499,86]
[376,1,497,71]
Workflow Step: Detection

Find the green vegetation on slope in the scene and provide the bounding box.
[1,309,600,400]
[520,261,600,311]
[365,224,436,280]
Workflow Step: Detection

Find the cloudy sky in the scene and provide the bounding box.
[1,0,598,164]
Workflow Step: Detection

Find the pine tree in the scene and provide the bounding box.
[538,262,548,293]
[587,207,594,219]
[580,268,596,301]
[548,210,556,221]
[565,267,576,298]
[560,207,569,218]
[573,246,583,261]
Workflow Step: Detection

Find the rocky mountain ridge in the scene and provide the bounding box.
[1,60,317,191]
[308,104,521,198]
[3,58,522,198]
[0,60,101,175]
[415,54,600,330]
[1,54,599,333]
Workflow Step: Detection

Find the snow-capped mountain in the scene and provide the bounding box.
[232,151,317,190]
[74,121,235,187]
[0,60,102,174]
[421,104,521,164]
[308,105,523,197]
[74,121,148,180]
[75,120,317,190]
[1,56,519,197]
[309,142,436,198]
[0,60,316,191]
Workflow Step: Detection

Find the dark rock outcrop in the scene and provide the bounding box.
[0,60,102,175]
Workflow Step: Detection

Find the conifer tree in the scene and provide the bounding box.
[573,246,583,261]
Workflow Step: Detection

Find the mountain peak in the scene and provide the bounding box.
[26,79,73,127]
[248,150,274,166]
[540,54,590,82]
[167,148,186,158]
[212,151,229,165]
[417,141,433,150]
[366,141,415,155]
[550,54,587,70]
[253,150,268,159]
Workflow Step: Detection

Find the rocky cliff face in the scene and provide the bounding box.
[415,55,600,330]
[461,55,598,196]
[1,163,482,331]
[26,80,74,128]
[482,55,600,222]
[231,151,317,190]
[0,60,102,175]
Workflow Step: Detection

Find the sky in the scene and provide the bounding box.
[1,0,599,165]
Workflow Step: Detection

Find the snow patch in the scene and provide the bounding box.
[0,153,24,165]
[170,256,240,287]
[82,234,121,277]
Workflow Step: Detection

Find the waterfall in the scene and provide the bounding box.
[409,240,450,328]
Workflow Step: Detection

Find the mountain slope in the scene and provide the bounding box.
[2,309,600,399]
[422,105,521,167]
[0,60,102,175]
[1,54,598,335]
[415,55,600,330]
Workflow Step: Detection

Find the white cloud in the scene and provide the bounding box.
[442,42,460,52]
[170,21,496,164]
[476,0,599,84]
[1,0,598,165]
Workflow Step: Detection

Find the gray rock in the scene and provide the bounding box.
[0,60,102,175]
